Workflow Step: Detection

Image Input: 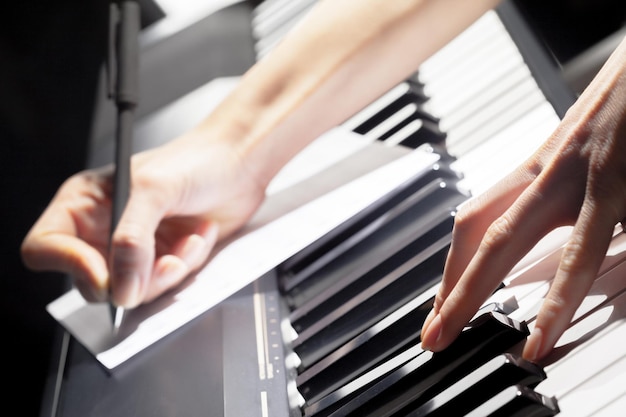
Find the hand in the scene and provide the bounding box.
[421,36,626,362]
[21,127,266,308]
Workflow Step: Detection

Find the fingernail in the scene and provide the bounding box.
[523,327,544,362]
[78,253,110,302]
[202,222,219,245]
[155,256,188,287]
[421,309,437,336]
[179,235,207,266]
[115,272,142,308]
[421,313,443,351]
[74,277,106,303]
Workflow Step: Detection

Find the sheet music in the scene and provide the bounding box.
[48,126,440,369]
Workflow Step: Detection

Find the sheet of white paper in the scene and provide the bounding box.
[48,138,439,369]
[140,0,246,47]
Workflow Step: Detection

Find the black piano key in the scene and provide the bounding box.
[405,353,547,417]
[289,211,454,332]
[303,344,425,417]
[292,240,449,370]
[473,297,518,319]
[284,180,466,310]
[353,81,433,135]
[296,284,437,404]
[463,384,559,417]
[279,163,462,295]
[396,120,447,149]
[296,291,519,405]
[377,109,446,142]
[305,311,528,417]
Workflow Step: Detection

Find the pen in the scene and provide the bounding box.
[108,0,140,333]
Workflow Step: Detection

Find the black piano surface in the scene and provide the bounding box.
[30,2,620,417]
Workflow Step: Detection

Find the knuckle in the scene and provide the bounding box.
[481,215,515,252]
[111,225,151,268]
[539,296,566,323]
[451,204,478,240]
[113,225,144,251]
[558,242,584,275]
[433,291,446,312]
[452,203,475,231]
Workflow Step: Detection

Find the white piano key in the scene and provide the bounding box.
[435,58,526,125]
[425,40,526,116]
[536,291,626,404]
[423,33,517,100]
[488,227,626,324]
[420,17,514,96]
[424,48,524,120]
[450,101,556,182]
[442,71,540,147]
[445,78,545,152]
[510,248,626,328]
[435,62,530,131]
[252,0,281,16]
[560,356,626,417]
[454,93,557,161]
[252,0,296,24]
[419,12,504,79]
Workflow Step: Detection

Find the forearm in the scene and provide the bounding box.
[196,0,501,188]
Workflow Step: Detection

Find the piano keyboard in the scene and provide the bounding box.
[247,1,626,416]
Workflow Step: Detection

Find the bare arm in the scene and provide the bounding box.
[208,0,502,188]
[22,0,500,307]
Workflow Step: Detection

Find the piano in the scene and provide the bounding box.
[41,1,626,416]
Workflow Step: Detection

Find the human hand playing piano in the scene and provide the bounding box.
[21,128,267,308]
[421,36,626,362]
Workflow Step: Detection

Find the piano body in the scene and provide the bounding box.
[42,1,626,416]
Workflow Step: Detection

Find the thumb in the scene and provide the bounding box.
[109,191,164,308]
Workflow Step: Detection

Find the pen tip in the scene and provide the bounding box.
[112,305,125,334]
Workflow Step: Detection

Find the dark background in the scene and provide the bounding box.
[1,2,109,416]
[1,1,624,416]
[515,0,626,64]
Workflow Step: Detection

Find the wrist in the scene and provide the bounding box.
[193,61,330,192]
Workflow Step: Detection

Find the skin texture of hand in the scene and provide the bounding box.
[21,128,266,308]
[421,36,626,362]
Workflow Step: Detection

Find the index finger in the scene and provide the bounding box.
[109,188,167,308]
[21,175,111,300]
[421,167,536,337]
[421,175,580,352]
[22,232,109,301]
